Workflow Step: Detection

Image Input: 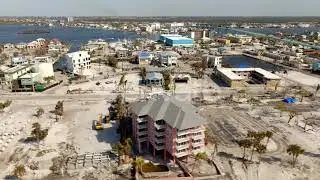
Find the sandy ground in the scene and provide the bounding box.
[0,97,120,179]
[201,94,320,180]
[277,71,320,87]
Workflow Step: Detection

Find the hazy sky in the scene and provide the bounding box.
[0,0,319,16]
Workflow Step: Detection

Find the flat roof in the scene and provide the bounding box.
[217,68,281,80]
[161,34,182,37]
[3,65,30,74]
[166,36,193,41]
[19,73,39,79]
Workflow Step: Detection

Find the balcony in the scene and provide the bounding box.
[137,130,148,136]
[192,148,204,154]
[176,144,189,151]
[154,123,165,130]
[138,136,148,142]
[176,136,189,143]
[177,129,190,137]
[155,144,165,150]
[137,124,147,129]
[137,117,147,123]
[154,131,165,137]
[192,134,205,140]
[155,137,165,144]
[175,151,189,158]
[192,141,204,147]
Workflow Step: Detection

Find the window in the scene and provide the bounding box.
[79,54,81,57]
[78,59,80,63]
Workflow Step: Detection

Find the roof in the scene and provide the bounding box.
[146,72,163,80]
[217,68,281,80]
[19,73,39,79]
[66,51,89,58]
[130,95,206,130]
[3,65,30,74]
[139,51,151,58]
[165,36,193,41]
[161,34,182,38]
[159,51,180,57]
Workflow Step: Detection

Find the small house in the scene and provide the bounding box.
[145,72,163,86]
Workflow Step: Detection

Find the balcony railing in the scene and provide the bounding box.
[192,148,204,154]
[155,138,165,144]
[176,136,189,143]
[154,123,165,130]
[192,141,204,147]
[137,124,147,129]
[176,144,189,151]
[192,134,205,140]
[155,144,165,150]
[154,131,165,137]
[138,136,148,142]
[137,131,148,136]
[137,117,147,123]
[175,151,189,158]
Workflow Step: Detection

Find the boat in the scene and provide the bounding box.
[17,29,50,34]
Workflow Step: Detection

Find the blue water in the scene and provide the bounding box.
[223,56,284,71]
[0,25,138,51]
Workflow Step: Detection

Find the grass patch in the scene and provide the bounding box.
[142,162,169,173]
[36,149,55,157]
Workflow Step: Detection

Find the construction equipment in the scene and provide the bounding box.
[93,115,104,130]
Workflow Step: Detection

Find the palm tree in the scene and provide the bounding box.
[54,101,64,121]
[13,164,26,178]
[238,139,252,160]
[256,144,267,163]
[288,111,297,123]
[315,84,320,96]
[296,89,309,102]
[192,152,208,173]
[135,156,145,173]
[34,107,44,118]
[114,143,125,165]
[287,144,304,166]
[123,138,132,163]
[265,131,273,147]
[247,131,266,161]
[139,67,147,84]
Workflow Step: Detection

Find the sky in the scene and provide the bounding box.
[0,0,319,17]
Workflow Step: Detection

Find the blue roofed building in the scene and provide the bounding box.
[159,34,193,47]
[138,51,153,65]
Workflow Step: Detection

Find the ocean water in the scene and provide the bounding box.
[0,25,138,51]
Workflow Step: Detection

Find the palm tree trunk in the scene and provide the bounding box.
[250,147,254,161]
[243,147,246,160]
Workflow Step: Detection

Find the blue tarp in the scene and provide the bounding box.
[283,97,296,104]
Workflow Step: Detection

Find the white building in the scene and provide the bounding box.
[32,63,54,83]
[0,65,32,84]
[64,51,91,75]
[159,51,179,66]
[16,43,27,49]
[151,23,161,31]
[203,55,222,68]
[12,57,29,66]
[30,56,52,64]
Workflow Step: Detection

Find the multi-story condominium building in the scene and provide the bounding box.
[130,95,206,162]
[64,51,91,75]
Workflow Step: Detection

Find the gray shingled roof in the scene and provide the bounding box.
[130,95,206,130]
